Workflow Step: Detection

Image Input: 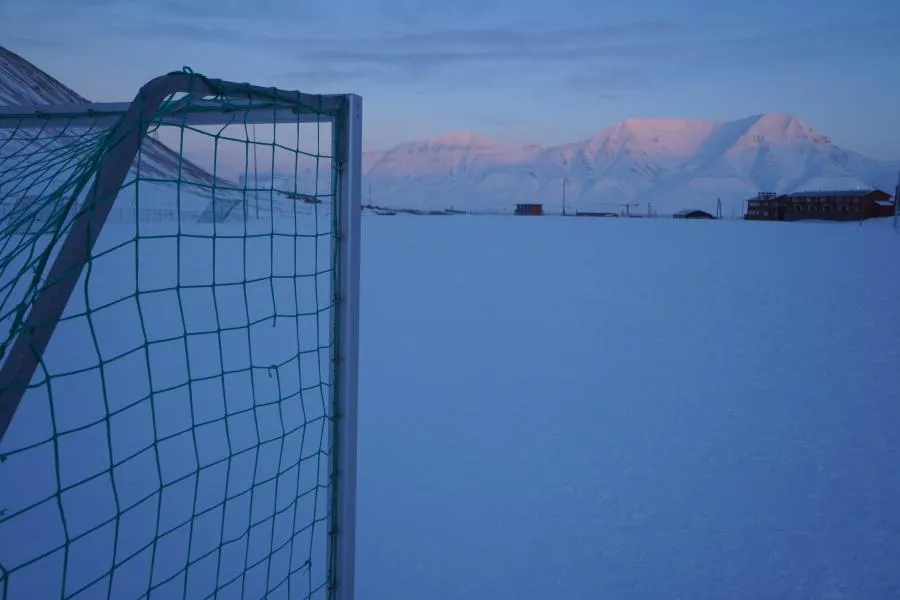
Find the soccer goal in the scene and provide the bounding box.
[0,70,361,600]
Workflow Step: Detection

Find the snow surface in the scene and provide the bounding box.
[355,214,900,599]
[1,201,899,599]
[0,188,337,599]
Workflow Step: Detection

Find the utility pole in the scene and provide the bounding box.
[562,178,567,216]
[894,167,900,231]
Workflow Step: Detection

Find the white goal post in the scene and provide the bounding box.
[0,71,361,600]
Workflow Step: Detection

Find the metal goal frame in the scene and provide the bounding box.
[0,71,362,600]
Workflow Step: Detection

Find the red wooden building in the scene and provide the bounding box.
[744,189,893,221]
[515,203,544,216]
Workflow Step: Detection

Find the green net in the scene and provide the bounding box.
[0,72,347,599]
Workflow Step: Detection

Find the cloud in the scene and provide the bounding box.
[563,67,650,93]
[646,17,896,75]
[99,17,712,96]
[152,0,320,22]
[0,34,69,50]
[3,0,304,19]
[294,22,686,91]
[2,0,135,18]
[273,66,403,89]
[381,20,676,47]
[361,0,508,29]
[4,0,124,8]
[117,19,684,83]
[38,5,892,94]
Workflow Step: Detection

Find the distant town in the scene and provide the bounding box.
[358,169,900,222]
[504,185,898,222]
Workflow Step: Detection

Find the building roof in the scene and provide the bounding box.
[673,209,712,216]
[785,189,884,198]
[745,192,778,201]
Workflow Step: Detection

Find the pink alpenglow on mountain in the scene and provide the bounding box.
[363,114,898,215]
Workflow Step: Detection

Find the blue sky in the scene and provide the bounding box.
[1,0,898,158]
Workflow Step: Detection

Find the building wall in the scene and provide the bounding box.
[874,202,896,218]
[745,199,785,220]
[745,191,891,221]
[788,193,871,220]
[515,204,544,216]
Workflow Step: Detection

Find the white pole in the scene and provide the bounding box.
[330,94,362,600]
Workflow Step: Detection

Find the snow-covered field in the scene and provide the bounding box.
[356,214,900,599]
[2,205,899,599]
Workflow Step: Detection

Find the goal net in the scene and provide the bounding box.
[0,71,361,599]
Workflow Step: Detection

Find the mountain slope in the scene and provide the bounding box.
[0,47,85,105]
[363,115,898,215]
[0,45,239,217]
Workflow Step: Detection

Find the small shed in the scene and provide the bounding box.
[673,209,716,219]
[515,203,544,216]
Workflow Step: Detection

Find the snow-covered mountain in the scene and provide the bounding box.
[364,114,899,215]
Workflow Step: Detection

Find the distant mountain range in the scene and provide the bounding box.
[361,117,899,215]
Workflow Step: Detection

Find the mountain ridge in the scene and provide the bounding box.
[362,114,898,215]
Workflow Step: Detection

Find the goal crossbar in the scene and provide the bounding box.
[0,100,334,129]
[0,72,349,129]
